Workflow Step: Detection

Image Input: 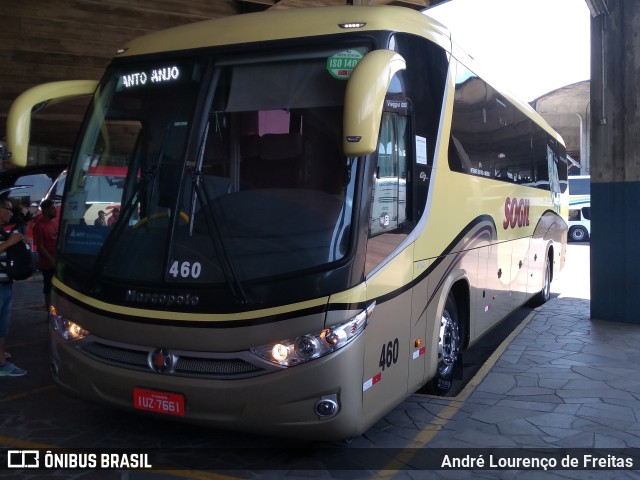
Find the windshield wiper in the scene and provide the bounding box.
[87,170,153,289]
[88,125,172,288]
[190,124,250,304]
[192,175,249,304]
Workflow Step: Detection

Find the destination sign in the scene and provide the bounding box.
[121,66,181,89]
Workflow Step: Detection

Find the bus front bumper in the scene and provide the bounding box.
[50,331,367,441]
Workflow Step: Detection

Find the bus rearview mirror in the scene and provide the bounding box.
[343,50,406,157]
[7,80,98,167]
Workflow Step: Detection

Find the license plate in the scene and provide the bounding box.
[133,387,185,417]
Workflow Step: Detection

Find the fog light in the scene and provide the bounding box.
[315,395,339,418]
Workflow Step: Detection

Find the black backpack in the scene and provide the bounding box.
[1,233,34,281]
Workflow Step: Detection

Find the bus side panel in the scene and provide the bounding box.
[510,235,531,307]
[473,239,491,341]
[527,224,548,298]
[360,289,413,429]
[409,259,432,392]
[493,196,530,325]
[526,209,567,299]
[361,246,414,429]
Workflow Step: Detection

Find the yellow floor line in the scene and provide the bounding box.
[0,435,52,449]
[145,470,240,480]
[0,385,56,404]
[16,303,48,309]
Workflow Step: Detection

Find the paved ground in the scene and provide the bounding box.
[3,243,640,479]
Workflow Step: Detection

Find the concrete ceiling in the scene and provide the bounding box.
[239,0,431,9]
[532,80,590,171]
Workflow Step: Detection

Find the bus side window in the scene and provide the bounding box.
[370,112,408,237]
[365,111,411,275]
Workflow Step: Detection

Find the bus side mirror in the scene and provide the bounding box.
[343,50,406,157]
[7,80,98,167]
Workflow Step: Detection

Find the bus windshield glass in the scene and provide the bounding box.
[59,51,358,289]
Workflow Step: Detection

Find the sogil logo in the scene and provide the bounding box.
[503,197,530,229]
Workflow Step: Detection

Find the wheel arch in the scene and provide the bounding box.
[426,275,470,395]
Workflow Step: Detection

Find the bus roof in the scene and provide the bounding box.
[118,6,451,57]
[115,5,563,147]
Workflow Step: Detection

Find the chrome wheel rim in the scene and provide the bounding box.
[542,260,551,302]
[437,309,460,377]
[571,228,586,241]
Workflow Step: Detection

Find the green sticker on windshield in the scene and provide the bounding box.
[326,49,364,80]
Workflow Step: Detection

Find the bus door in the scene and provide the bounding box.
[363,95,420,414]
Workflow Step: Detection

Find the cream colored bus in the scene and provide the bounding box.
[7,6,567,440]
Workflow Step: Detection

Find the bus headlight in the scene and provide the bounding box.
[50,305,90,341]
[251,302,375,367]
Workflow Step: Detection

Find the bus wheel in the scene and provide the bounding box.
[432,294,461,395]
[530,255,551,307]
[569,226,588,242]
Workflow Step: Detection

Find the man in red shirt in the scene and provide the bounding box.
[32,199,58,314]
[0,197,27,376]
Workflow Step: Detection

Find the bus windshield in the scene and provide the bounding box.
[59,52,358,293]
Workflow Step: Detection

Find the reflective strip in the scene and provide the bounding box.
[363,372,382,392]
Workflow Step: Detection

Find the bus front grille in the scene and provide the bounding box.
[79,341,266,378]
[175,357,260,376]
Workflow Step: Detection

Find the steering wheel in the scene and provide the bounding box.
[132,210,190,228]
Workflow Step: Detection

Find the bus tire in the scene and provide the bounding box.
[530,254,552,307]
[430,293,461,395]
[569,226,589,242]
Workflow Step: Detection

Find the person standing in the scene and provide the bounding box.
[0,197,27,377]
[32,199,58,315]
[108,207,120,226]
[94,210,106,226]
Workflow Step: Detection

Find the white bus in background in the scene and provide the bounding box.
[568,175,590,202]
[568,175,590,242]
[568,201,591,242]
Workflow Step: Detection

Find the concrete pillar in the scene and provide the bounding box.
[590,1,640,323]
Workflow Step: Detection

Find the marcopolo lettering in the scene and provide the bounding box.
[503,196,530,229]
[126,289,200,307]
